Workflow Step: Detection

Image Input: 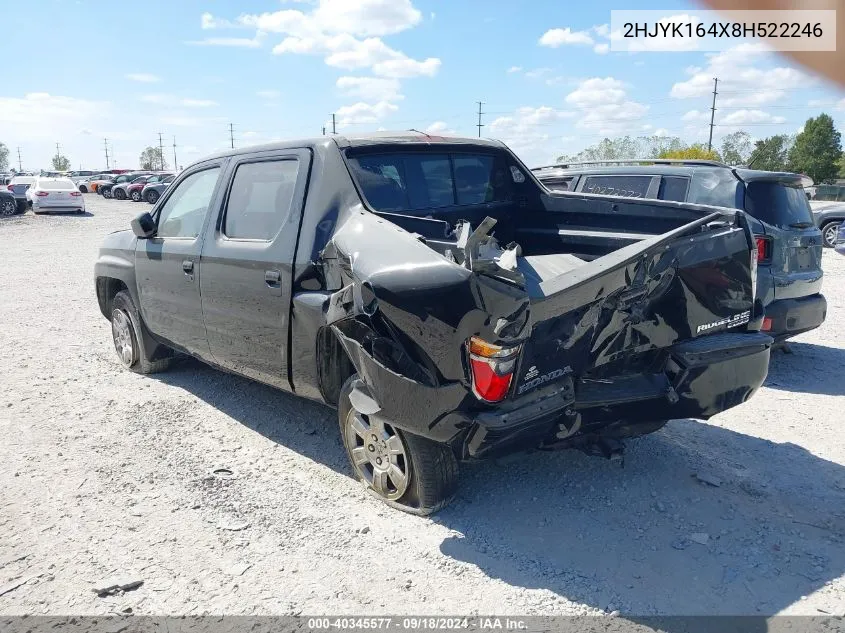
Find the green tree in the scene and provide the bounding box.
[139,146,168,170]
[0,142,9,171]
[720,131,753,166]
[657,144,721,161]
[748,134,791,171]
[787,113,842,183]
[51,153,71,171]
[557,135,687,164]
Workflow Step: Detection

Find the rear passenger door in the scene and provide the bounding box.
[199,149,311,390]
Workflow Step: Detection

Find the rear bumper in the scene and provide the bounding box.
[463,332,773,459]
[763,294,826,340]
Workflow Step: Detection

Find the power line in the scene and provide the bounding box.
[477,101,485,138]
[708,77,718,152]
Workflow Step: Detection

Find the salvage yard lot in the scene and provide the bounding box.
[0,194,843,616]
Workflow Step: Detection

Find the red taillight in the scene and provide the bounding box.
[761,317,773,332]
[6,184,12,191]
[467,336,520,403]
[35,191,49,196]
[755,235,771,263]
[70,191,82,197]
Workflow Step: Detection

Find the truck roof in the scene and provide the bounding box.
[201,132,506,162]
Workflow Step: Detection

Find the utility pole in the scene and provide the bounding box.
[331,114,337,135]
[172,136,177,171]
[707,77,718,153]
[158,132,165,170]
[55,142,61,159]
[104,138,110,170]
[322,126,326,136]
[477,101,485,138]
[228,123,235,149]
[17,147,22,171]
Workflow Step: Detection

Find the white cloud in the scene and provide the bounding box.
[507,66,522,74]
[335,101,398,126]
[593,23,610,37]
[525,67,552,79]
[593,43,609,55]
[141,95,217,107]
[426,121,456,135]
[719,109,786,126]
[256,90,281,99]
[0,93,110,140]
[539,27,594,47]
[207,1,438,80]
[186,36,264,48]
[126,73,160,83]
[490,106,576,165]
[682,109,709,123]
[670,43,810,107]
[565,77,649,134]
[337,76,403,101]
[654,128,670,137]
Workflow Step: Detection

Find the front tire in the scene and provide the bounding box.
[130,190,141,202]
[1,198,16,216]
[110,291,173,374]
[821,221,841,248]
[103,188,112,199]
[338,375,458,515]
[78,185,88,193]
[145,190,160,204]
[114,188,126,200]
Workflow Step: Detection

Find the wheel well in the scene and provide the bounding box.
[96,277,128,320]
[316,327,356,406]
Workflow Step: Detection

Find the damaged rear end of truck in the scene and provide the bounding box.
[294,136,772,514]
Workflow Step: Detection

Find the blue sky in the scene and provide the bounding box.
[2,0,845,170]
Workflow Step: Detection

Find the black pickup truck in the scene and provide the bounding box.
[95,133,773,514]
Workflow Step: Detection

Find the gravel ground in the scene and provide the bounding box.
[0,195,843,617]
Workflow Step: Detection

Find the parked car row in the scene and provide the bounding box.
[77,172,174,203]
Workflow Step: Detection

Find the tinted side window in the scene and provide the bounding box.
[744,181,814,229]
[581,175,651,198]
[157,167,220,238]
[224,159,300,240]
[658,176,689,202]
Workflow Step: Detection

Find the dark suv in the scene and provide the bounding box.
[533,160,826,342]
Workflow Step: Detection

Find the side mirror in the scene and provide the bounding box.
[131,212,157,239]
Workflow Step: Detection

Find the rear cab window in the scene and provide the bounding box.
[744,181,815,229]
[346,151,514,214]
[579,175,654,199]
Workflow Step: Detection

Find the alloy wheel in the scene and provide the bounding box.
[111,309,136,367]
[1,199,15,216]
[344,410,410,500]
[823,223,839,248]
[131,191,141,201]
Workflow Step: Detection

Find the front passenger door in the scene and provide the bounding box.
[135,164,224,359]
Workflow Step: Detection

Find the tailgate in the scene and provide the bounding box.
[10,184,30,196]
[766,225,824,300]
[514,212,757,397]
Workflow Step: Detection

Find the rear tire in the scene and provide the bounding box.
[16,200,27,214]
[110,290,173,374]
[1,198,16,216]
[103,188,112,199]
[114,188,125,200]
[78,185,88,193]
[338,374,458,515]
[821,221,840,248]
[145,190,160,204]
[131,190,141,202]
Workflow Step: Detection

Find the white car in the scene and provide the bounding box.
[27,177,86,214]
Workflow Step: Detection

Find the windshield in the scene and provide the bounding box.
[39,179,76,191]
[744,181,815,229]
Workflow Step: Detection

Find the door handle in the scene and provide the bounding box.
[264,270,281,285]
[182,260,194,273]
